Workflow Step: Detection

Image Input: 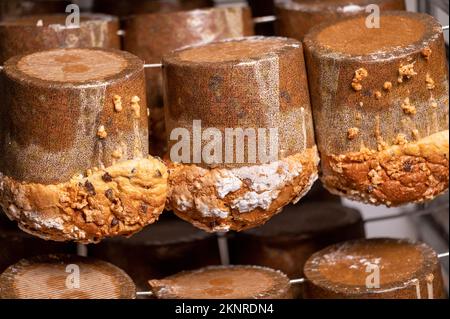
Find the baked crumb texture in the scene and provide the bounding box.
[304,12,449,206]
[322,131,448,206]
[0,157,168,243]
[167,148,319,233]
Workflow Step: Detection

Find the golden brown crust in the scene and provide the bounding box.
[0,157,168,243]
[166,147,319,232]
[321,131,449,206]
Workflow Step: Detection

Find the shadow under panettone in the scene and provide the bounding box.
[88,213,221,292]
[229,201,366,298]
[0,211,76,274]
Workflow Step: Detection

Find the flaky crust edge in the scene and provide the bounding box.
[0,156,168,243]
[166,147,320,232]
[321,130,449,206]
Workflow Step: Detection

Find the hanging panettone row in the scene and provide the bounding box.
[0,10,448,242]
[0,37,318,241]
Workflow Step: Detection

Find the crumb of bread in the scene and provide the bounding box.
[398,62,417,83]
[351,68,368,91]
[374,91,382,99]
[368,169,383,185]
[401,97,416,115]
[97,125,107,139]
[113,95,122,112]
[383,81,392,91]
[426,73,435,90]
[421,47,432,60]
[112,149,122,159]
[393,134,408,145]
[347,127,360,140]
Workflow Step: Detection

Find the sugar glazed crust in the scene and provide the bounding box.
[0,157,168,243]
[304,12,449,206]
[167,148,319,232]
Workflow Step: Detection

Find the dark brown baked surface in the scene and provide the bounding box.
[0,254,136,299]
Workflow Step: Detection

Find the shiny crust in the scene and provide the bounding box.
[322,131,449,206]
[166,147,319,232]
[0,157,168,243]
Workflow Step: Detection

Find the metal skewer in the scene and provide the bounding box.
[438,252,449,259]
[217,232,230,266]
[290,278,305,285]
[136,291,154,297]
[253,15,277,24]
[144,63,163,69]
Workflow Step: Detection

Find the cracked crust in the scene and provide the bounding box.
[322,131,449,206]
[0,156,168,243]
[166,147,319,232]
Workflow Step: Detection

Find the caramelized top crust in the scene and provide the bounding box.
[17,49,127,83]
[316,15,424,55]
[304,11,442,60]
[164,36,301,65]
[149,265,290,299]
[4,48,143,87]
